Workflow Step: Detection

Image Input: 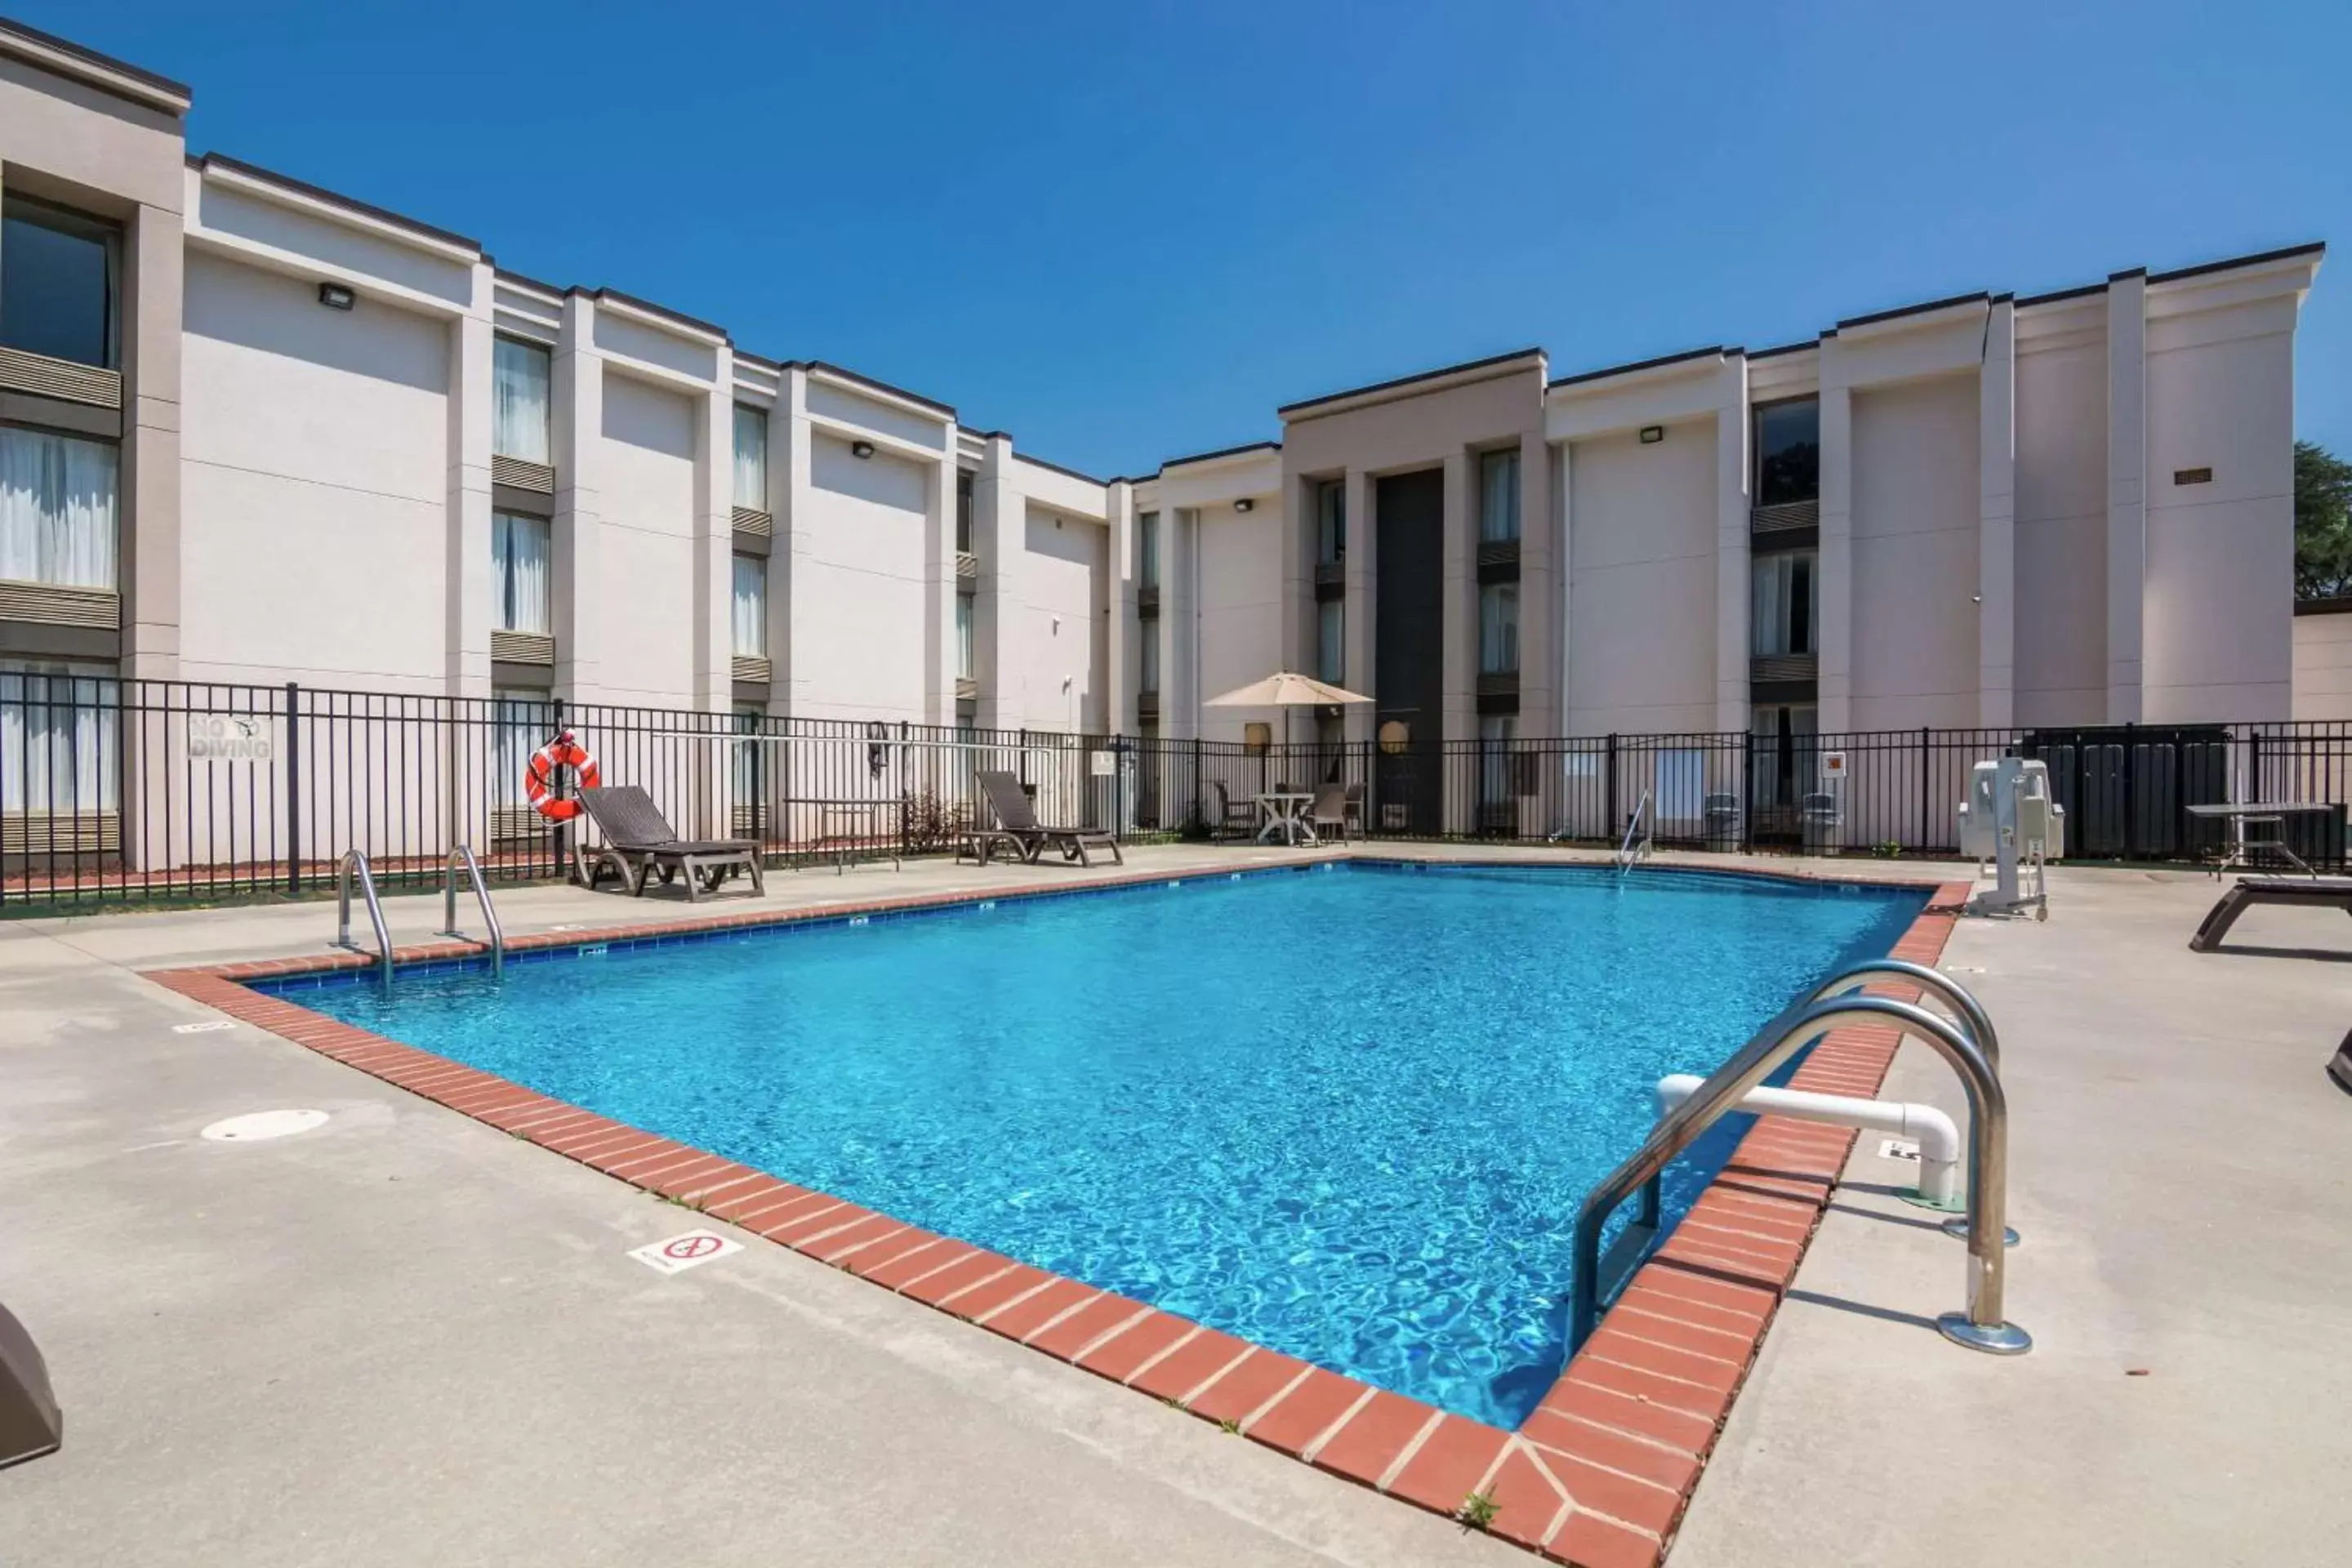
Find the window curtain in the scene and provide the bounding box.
[1751,551,1816,657]
[1138,617,1159,692]
[1138,512,1159,590]
[492,514,550,634]
[1317,599,1343,684]
[957,595,976,679]
[1478,713,1517,808]
[732,555,766,657]
[1479,449,1521,543]
[1,661,120,812]
[489,689,552,808]
[1316,482,1345,566]
[733,405,768,510]
[0,428,117,589]
[1478,582,1518,674]
[492,338,551,464]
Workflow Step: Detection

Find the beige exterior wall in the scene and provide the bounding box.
[1848,372,1981,729]
[1562,419,1719,734]
[2292,609,2352,721]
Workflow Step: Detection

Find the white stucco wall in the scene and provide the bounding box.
[1848,373,1981,728]
[1565,417,1718,734]
[1192,502,1285,743]
[178,250,452,688]
[590,372,698,706]
[2292,610,2352,721]
[995,506,1105,733]
[2140,296,2297,723]
[791,434,932,720]
[2011,322,2110,727]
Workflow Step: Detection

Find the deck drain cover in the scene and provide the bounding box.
[202,1109,330,1143]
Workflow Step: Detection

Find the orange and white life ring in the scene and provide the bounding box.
[524,731,599,822]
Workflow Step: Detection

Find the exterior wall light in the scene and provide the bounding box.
[1234,497,1255,513]
[318,282,355,310]
[850,439,875,459]
[1639,425,1664,444]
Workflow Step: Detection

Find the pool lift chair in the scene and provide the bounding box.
[1958,757,2064,920]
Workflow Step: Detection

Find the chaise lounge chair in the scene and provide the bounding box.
[2187,874,2352,953]
[575,785,766,902]
[974,771,1122,867]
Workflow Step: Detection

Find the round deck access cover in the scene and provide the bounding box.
[201,1110,330,1143]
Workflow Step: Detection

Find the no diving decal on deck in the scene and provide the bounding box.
[629,1229,743,1276]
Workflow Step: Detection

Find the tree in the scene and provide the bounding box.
[2298,439,2352,599]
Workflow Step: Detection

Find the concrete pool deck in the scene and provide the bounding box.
[1,846,2346,1563]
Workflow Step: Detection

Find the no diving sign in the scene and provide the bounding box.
[628,1228,742,1276]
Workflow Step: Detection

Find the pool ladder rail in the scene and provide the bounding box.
[334,844,506,983]
[1615,789,1655,875]
[1570,959,2029,1358]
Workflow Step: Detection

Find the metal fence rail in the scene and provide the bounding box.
[3,670,2346,911]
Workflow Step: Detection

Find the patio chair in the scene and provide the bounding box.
[1205,781,1257,843]
[575,786,766,902]
[976,771,1123,867]
[2187,875,2352,953]
[1307,782,1352,842]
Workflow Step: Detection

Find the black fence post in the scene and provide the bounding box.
[1192,735,1202,827]
[1112,733,1125,840]
[1605,733,1619,837]
[550,695,568,882]
[1740,729,1754,852]
[1918,726,1931,853]
[283,680,302,895]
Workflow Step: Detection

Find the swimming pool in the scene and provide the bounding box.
[265,862,1922,1426]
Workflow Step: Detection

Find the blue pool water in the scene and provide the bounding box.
[268,862,1921,1426]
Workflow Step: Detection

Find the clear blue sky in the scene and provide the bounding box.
[41,0,2352,478]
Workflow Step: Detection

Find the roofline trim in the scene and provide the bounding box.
[194,152,482,259]
[582,286,729,345]
[2147,239,2326,287]
[1835,289,1991,332]
[0,17,191,112]
[1276,346,1548,419]
[795,360,957,420]
[1548,344,1731,390]
[1161,439,1282,470]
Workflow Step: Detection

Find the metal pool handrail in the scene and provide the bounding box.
[1568,991,2029,1357]
[440,843,505,978]
[334,849,393,985]
[1615,789,1653,874]
[1808,957,1999,1075]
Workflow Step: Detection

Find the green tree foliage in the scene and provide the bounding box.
[2298,440,2352,599]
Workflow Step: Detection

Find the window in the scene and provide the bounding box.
[491,688,555,810]
[956,594,976,681]
[1478,581,1519,675]
[491,511,550,634]
[1317,598,1344,684]
[1750,703,1820,812]
[732,702,766,834]
[1137,510,1159,591]
[1138,618,1159,693]
[1478,448,1521,543]
[1,661,118,813]
[733,405,768,510]
[732,555,767,657]
[1316,480,1345,568]
[1751,550,1817,657]
[492,337,551,464]
[1753,399,1820,509]
[1478,713,1517,816]
[0,428,117,590]
[0,197,118,369]
[956,472,974,555]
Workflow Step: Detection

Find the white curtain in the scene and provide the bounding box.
[1479,448,1520,542]
[1317,599,1343,684]
[956,594,976,679]
[0,429,117,589]
[1478,713,1516,808]
[1,662,119,812]
[733,405,768,510]
[1751,551,1816,657]
[732,555,766,657]
[490,690,552,808]
[492,338,551,464]
[1138,511,1159,589]
[492,514,550,634]
[1479,582,1518,674]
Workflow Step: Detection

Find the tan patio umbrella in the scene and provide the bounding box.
[1202,670,1373,750]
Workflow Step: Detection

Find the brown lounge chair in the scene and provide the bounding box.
[975,770,1122,866]
[575,785,765,901]
[2187,875,2352,952]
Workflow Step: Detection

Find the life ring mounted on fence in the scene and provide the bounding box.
[524,730,599,822]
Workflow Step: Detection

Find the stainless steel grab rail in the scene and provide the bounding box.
[1615,789,1654,874]
[334,849,394,985]
[1568,991,2028,1357]
[440,844,504,978]
[1809,956,2000,1076]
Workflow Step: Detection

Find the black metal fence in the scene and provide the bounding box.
[3,670,2347,911]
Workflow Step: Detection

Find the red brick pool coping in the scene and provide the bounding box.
[145,860,1971,1568]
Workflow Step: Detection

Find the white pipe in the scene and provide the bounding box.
[1656,1074,1962,1206]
